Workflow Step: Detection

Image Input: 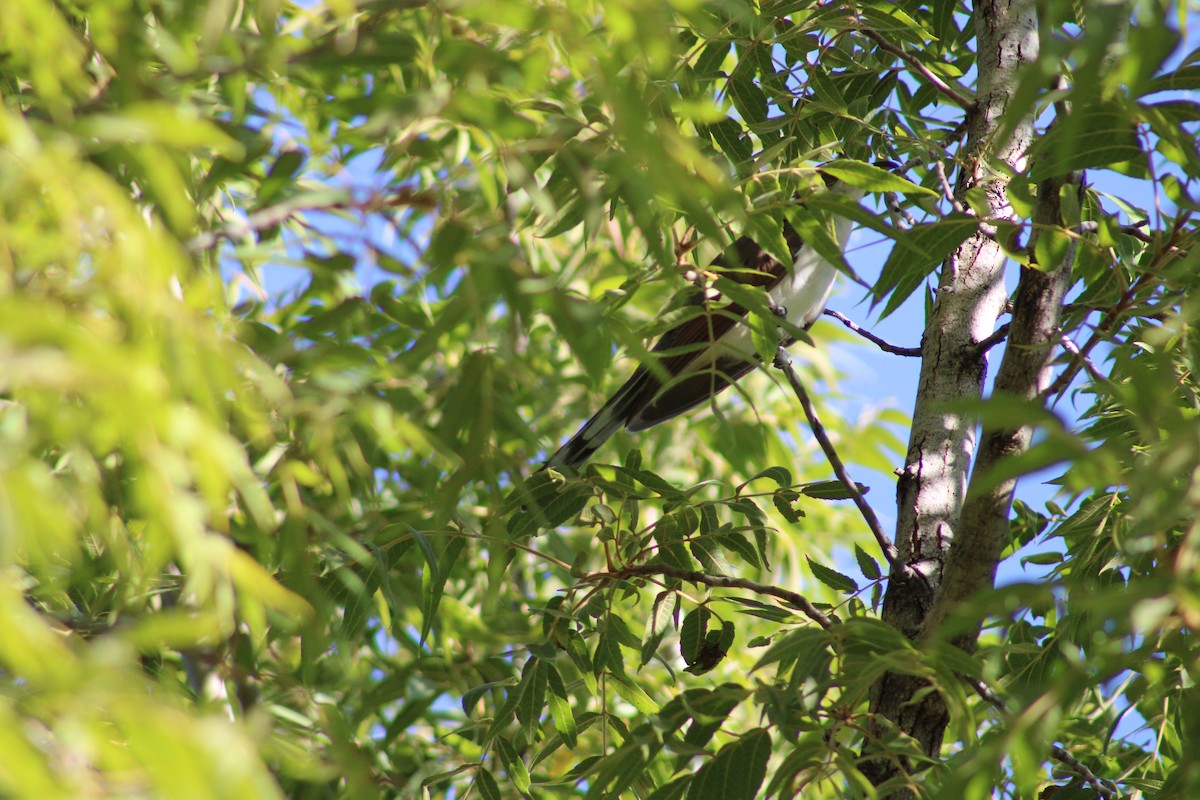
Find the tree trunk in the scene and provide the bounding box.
[861,0,1042,792]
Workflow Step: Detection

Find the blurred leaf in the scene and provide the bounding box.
[1030,103,1142,180]
[820,160,937,196]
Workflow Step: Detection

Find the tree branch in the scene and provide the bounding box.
[974,322,1011,354]
[860,28,975,109]
[884,191,917,231]
[589,564,832,628]
[1042,273,1149,405]
[822,309,922,356]
[773,346,904,572]
[1049,745,1119,800]
[1058,333,1109,385]
[933,160,967,215]
[966,677,1119,799]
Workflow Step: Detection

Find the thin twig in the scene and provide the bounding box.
[589,564,832,628]
[823,309,921,356]
[941,118,970,148]
[934,160,967,215]
[1049,745,1119,800]
[773,346,905,573]
[1042,274,1149,404]
[187,187,436,251]
[964,681,1113,796]
[861,28,974,109]
[1041,180,1184,406]
[884,192,916,231]
[965,676,1007,712]
[1077,219,1153,243]
[965,678,1118,799]
[975,322,1011,354]
[1058,334,1108,385]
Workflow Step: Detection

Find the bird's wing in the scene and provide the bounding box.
[624,230,801,429]
[543,224,803,469]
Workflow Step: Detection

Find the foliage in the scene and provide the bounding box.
[1,0,1199,798]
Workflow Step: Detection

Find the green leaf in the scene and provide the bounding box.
[686,728,772,800]
[738,466,792,492]
[545,664,578,748]
[753,628,830,673]
[1032,226,1074,273]
[680,607,713,667]
[257,149,306,207]
[586,742,648,800]
[1021,552,1064,566]
[611,465,682,496]
[712,529,757,567]
[593,626,625,679]
[1030,103,1142,180]
[819,160,937,197]
[75,102,244,155]
[545,295,610,382]
[419,533,465,646]
[874,216,978,318]
[566,633,597,695]
[806,556,858,593]
[694,41,731,75]
[462,680,508,717]
[648,775,693,800]
[1143,64,1200,94]
[494,736,531,793]
[800,480,869,500]
[611,675,660,715]
[727,73,768,126]
[505,472,594,538]
[641,591,678,667]
[706,118,753,166]
[474,767,502,800]
[772,490,803,523]
[854,544,883,581]
[690,536,733,576]
[515,657,547,741]
[677,684,749,752]
[684,622,735,676]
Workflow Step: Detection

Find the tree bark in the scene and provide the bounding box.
[861,0,1041,792]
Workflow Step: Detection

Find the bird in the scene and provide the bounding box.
[542,172,861,472]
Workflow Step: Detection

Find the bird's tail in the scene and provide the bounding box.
[542,372,649,471]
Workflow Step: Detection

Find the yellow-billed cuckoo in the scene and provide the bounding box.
[544,174,860,471]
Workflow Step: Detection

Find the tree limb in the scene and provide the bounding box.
[1048,745,1119,800]
[1058,333,1109,385]
[966,677,1119,799]
[860,28,975,109]
[974,322,1011,354]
